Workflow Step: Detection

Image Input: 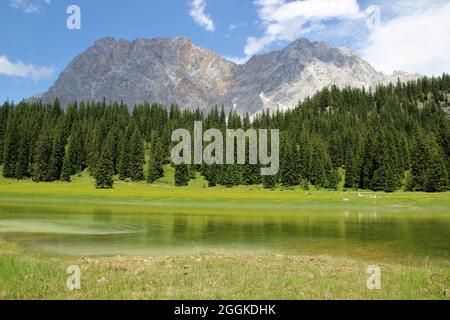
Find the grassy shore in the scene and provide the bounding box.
[1,168,450,214]
[0,241,449,300]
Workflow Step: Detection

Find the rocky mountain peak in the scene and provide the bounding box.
[36,36,418,115]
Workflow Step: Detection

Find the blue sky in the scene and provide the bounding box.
[1,0,449,103]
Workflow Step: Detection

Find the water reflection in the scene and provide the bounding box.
[0,204,449,265]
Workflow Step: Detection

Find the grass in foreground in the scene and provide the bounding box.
[0,241,449,300]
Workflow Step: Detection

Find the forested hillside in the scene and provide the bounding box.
[1,75,449,192]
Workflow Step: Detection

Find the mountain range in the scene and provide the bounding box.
[35,36,419,115]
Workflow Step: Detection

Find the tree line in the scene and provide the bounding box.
[1,74,449,192]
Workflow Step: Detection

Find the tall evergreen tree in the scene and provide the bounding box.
[344,148,359,190]
[118,126,133,180]
[2,112,19,178]
[0,102,10,165]
[220,165,241,187]
[32,131,52,182]
[129,127,145,181]
[95,135,115,189]
[60,131,83,182]
[263,174,277,189]
[424,149,449,192]
[371,131,401,192]
[174,164,189,187]
[48,121,67,181]
[147,137,165,183]
[408,134,431,191]
[280,135,300,187]
[309,139,328,188]
[15,121,32,179]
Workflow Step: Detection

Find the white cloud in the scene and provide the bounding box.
[10,0,51,13]
[362,2,450,76]
[245,0,374,56]
[189,0,215,32]
[242,0,449,76]
[0,56,54,80]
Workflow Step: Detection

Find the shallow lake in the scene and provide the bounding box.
[0,202,449,265]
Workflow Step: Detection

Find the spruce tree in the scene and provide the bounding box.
[129,128,145,181]
[344,148,360,190]
[309,139,328,188]
[32,131,52,182]
[174,164,189,187]
[0,102,10,165]
[408,135,431,191]
[86,124,102,175]
[424,150,449,192]
[2,113,19,178]
[15,122,31,179]
[147,138,165,183]
[201,162,222,187]
[95,135,115,189]
[60,137,76,182]
[359,134,376,190]
[371,131,401,192]
[220,165,241,187]
[60,123,85,181]
[60,155,72,182]
[48,121,67,181]
[263,174,277,189]
[118,127,133,180]
[280,135,300,187]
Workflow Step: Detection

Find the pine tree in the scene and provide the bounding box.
[0,102,10,166]
[118,127,133,180]
[263,174,277,189]
[298,133,311,181]
[2,112,19,178]
[220,165,241,187]
[15,122,31,179]
[86,124,102,175]
[70,124,85,173]
[129,128,145,181]
[32,131,52,182]
[280,135,300,187]
[424,149,449,192]
[147,138,165,183]
[60,123,85,181]
[202,164,220,187]
[328,168,340,190]
[359,134,376,190]
[408,135,431,191]
[174,164,189,186]
[61,137,75,182]
[309,139,328,188]
[60,154,72,182]
[95,135,115,189]
[344,148,359,190]
[371,131,401,192]
[48,121,67,181]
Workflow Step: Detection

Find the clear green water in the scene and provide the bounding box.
[0,203,449,265]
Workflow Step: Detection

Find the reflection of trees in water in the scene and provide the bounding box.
[1,205,449,261]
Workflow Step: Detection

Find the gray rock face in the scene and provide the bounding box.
[37,37,418,115]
